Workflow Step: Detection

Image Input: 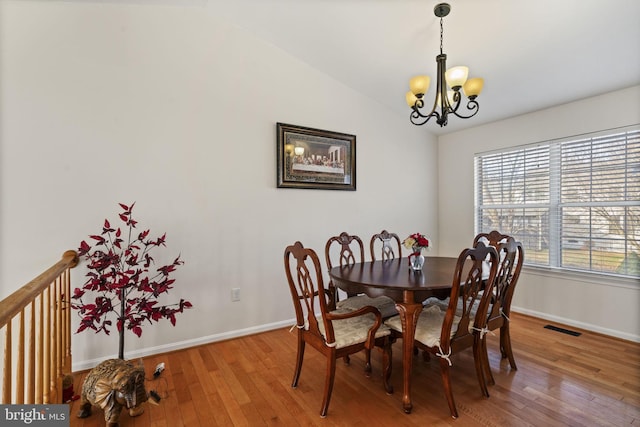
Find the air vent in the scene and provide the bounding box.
[544,324,581,336]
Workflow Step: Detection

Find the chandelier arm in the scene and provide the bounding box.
[448,99,480,119]
[450,90,461,111]
[409,105,441,126]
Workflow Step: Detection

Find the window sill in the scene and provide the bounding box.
[523,265,639,290]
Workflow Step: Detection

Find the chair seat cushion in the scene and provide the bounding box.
[423,294,482,319]
[336,295,398,318]
[385,305,459,347]
[422,296,450,311]
[318,312,391,349]
[382,302,489,348]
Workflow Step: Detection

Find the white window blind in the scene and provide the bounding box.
[475,124,640,278]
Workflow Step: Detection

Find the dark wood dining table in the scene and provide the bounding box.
[329,256,458,413]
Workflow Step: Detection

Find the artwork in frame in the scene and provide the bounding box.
[276,122,356,191]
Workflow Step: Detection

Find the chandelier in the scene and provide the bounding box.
[406,3,483,127]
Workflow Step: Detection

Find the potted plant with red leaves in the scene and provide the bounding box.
[72,202,192,359]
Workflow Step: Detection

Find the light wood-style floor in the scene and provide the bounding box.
[69,313,640,426]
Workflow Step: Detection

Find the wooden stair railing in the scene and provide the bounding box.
[0,250,79,404]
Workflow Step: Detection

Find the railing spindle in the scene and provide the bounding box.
[49,281,56,403]
[43,286,50,404]
[36,294,43,404]
[65,269,72,372]
[55,276,63,402]
[28,301,35,404]
[16,311,25,404]
[2,321,12,403]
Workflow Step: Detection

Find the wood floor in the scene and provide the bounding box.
[69,313,640,426]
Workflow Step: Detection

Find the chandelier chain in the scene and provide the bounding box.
[440,17,444,55]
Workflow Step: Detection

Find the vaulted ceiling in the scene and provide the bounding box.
[211,0,640,134]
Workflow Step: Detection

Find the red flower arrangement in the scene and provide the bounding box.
[402,233,430,252]
[403,232,430,269]
[72,203,192,359]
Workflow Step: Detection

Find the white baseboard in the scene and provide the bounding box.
[72,318,296,372]
[512,306,640,343]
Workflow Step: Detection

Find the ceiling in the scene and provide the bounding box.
[210,0,640,135]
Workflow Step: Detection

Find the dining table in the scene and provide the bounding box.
[328,256,458,414]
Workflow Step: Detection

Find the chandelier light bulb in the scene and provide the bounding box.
[445,66,469,90]
[406,91,419,107]
[463,77,484,99]
[409,75,430,96]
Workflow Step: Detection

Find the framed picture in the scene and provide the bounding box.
[276,123,356,190]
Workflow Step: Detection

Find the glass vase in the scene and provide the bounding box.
[409,246,425,271]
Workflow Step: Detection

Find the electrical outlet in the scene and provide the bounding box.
[231,288,240,302]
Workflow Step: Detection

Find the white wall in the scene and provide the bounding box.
[0,1,438,369]
[438,85,640,342]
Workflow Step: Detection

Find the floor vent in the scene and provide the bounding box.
[544,324,581,336]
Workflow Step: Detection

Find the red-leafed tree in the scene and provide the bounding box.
[72,202,192,359]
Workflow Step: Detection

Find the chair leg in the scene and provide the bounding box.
[438,358,458,419]
[500,324,518,370]
[292,336,305,388]
[342,355,350,365]
[382,339,393,395]
[481,336,496,386]
[473,337,490,397]
[320,354,337,418]
[364,349,372,377]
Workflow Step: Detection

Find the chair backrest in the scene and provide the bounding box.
[325,232,365,302]
[284,241,335,345]
[441,242,499,352]
[486,237,524,324]
[325,232,365,268]
[369,230,402,262]
[473,230,511,247]
[473,230,520,280]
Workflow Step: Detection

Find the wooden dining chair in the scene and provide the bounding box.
[325,232,397,319]
[385,242,499,418]
[284,241,393,417]
[472,231,523,372]
[369,229,403,262]
[476,237,524,385]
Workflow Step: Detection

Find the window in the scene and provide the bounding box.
[475,125,640,279]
